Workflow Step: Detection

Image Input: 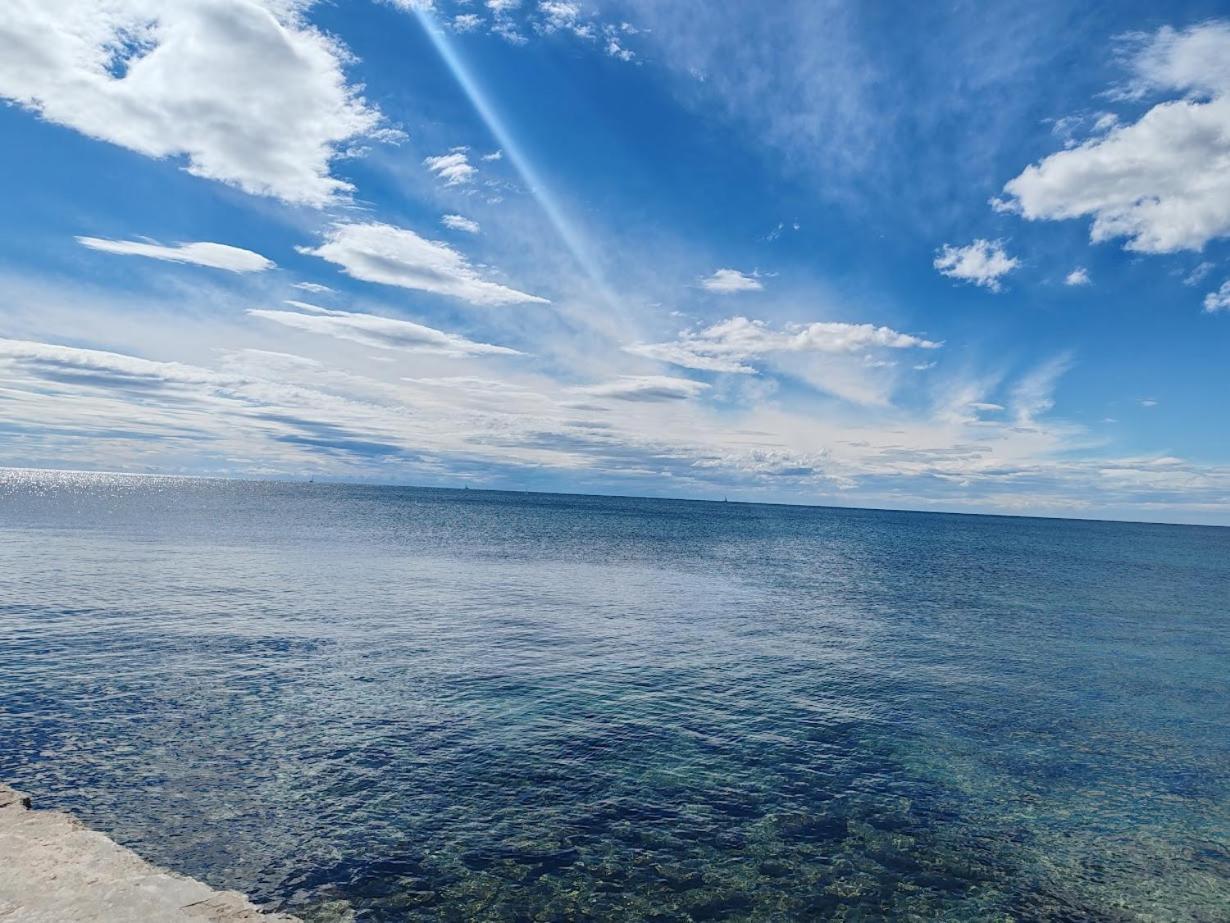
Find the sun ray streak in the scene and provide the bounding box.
[412,8,616,306]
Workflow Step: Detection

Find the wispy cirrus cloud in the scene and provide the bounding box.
[0,0,399,205]
[249,303,521,356]
[442,214,481,234]
[628,316,940,375]
[573,375,708,402]
[76,236,274,272]
[298,221,548,306]
[424,148,477,185]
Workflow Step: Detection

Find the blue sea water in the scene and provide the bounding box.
[0,469,1227,921]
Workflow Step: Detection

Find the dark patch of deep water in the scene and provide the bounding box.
[1,471,1227,920]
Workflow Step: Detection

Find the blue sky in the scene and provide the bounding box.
[1,0,1229,523]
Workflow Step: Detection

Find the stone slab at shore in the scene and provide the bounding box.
[0,783,298,922]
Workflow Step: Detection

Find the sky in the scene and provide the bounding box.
[1,0,1229,524]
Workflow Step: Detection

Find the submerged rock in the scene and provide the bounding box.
[0,783,298,922]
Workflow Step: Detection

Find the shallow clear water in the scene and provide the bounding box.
[1,470,1227,921]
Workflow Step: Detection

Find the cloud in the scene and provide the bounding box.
[1183,262,1214,286]
[291,282,335,294]
[0,0,395,206]
[299,222,548,306]
[452,13,482,31]
[442,214,481,234]
[603,24,635,62]
[701,268,764,294]
[574,375,708,402]
[424,148,476,185]
[997,22,1230,254]
[933,239,1019,291]
[1204,280,1230,313]
[1011,354,1073,426]
[1064,267,1091,286]
[0,337,224,388]
[538,1,583,34]
[1140,398,1159,408]
[482,150,504,161]
[248,303,520,356]
[628,316,941,374]
[76,236,274,272]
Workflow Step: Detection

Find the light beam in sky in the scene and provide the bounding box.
[411,7,615,304]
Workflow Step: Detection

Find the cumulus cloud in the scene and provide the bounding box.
[249,303,520,356]
[442,214,481,234]
[701,268,764,294]
[933,239,1019,291]
[424,148,476,185]
[0,0,394,206]
[628,316,940,374]
[997,22,1230,254]
[1204,280,1230,313]
[76,236,274,272]
[299,222,548,306]
[1064,267,1091,286]
[452,13,482,31]
[574,375,708,402]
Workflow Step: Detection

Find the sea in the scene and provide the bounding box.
[1,469,1227,921]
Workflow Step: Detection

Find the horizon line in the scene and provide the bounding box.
[2,465,1225,531]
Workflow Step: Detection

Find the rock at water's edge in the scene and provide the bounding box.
[0,782,299,922]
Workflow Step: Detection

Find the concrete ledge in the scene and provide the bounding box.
[0,783,298,922]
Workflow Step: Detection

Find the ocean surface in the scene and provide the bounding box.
[1,470,1227,921]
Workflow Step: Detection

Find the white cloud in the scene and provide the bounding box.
[292,282,335,294]
[0,336,225,387]
[1011,354,1072,426]
[0,0,395,206]
[424,149,476,185]
[1183,262,1214,286]
[574,375,708,402]
[491,19,528,44]
[933,239,1019,291]
[1118,21,1230,99]
[539,1,582,32]
[482,150,504,161]
[441,214,481,234]
[299,221,548,306]
[628,316,940,374]
[1064,267,1091,286]
[998,22,1230,254]
[487,0,520,11]
[606,40,633,61]
[249,304,520,356]
[701,268,764,294]
[1140,398,1159,407]
[76,236,274,272]
[452,13,482,31]
[1204,280,1230,313]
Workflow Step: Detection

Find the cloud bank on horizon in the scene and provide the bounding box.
[0,0,1228,523]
